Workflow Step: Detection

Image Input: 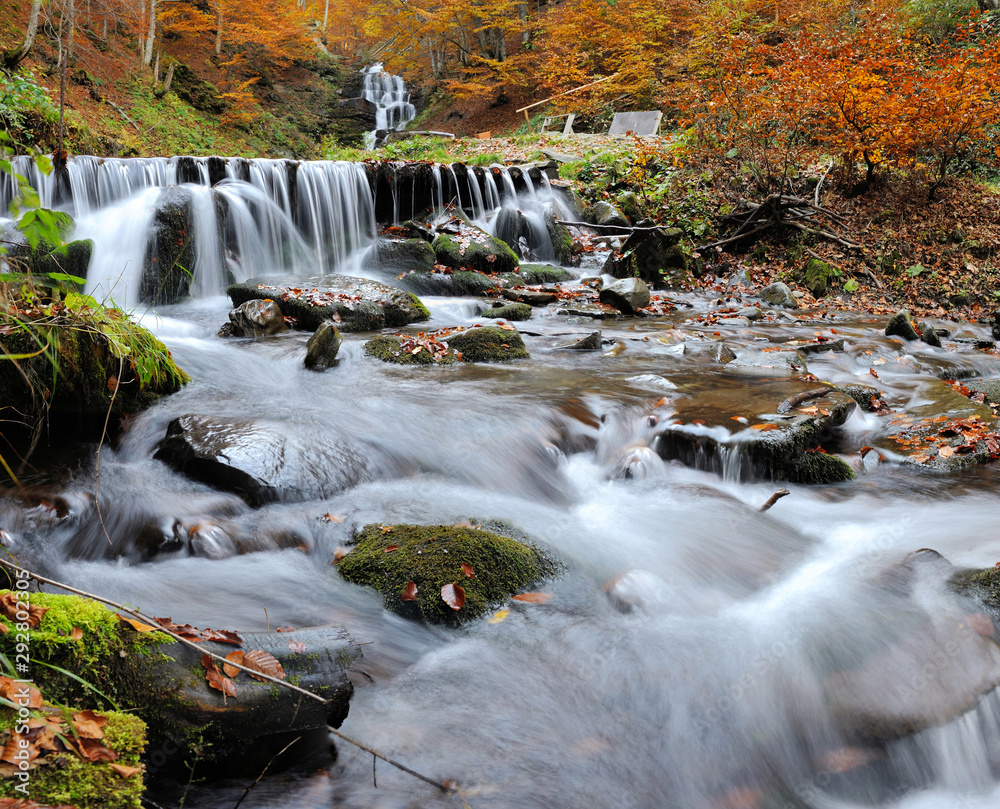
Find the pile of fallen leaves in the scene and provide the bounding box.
[886,413,1000,464]
[0,678,140,779]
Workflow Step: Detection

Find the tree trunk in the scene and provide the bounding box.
[163,61,175,94]
[2,0,42,69]
[215,13,223,55]
[323,0,329,34]
[143,0,156,67]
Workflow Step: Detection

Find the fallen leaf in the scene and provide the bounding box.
[322,513,345,523]
[512,592,554,604]
[116,614,159,632]
[488,609,509,624]
[287,640,307,654]
[71,710,107,740]
[204,666,238,699]
[401,581,419,602]
[870,368,880,380]
[110,763,143,778]
[731,416,749,424]
[381,525,394,534]
[332,546,349,564]
[384,544,399,553]
[275,626,297,633]
[222,650,245,678]
[938,445,955,458]
[441,583,466,611]
[461,563,475,579]
[77,738,119,762]
[242,649,286,682]
[106,375,118,392]
[750,424,780,431]
[0,593,49,629]
[69,626,83,640]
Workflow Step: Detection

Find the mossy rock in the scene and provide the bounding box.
[170,62,225,114]
[544,212,575,265]
[513,264,573,285]
[0,307,188,449]
[432,233,520,276]
[364,334,458,365]
[952,566,1000,618]
[452,270,498,296]
[804,258,833,298]
[0,711,146,809]
[481,303,532,321]
[445,326,529,362]
[785,451,855,484]
[338,523,558,625]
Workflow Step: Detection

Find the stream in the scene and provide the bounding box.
[4,155,1000,809]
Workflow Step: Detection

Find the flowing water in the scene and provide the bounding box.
[362,63,417,149]
[4,157,1000,809]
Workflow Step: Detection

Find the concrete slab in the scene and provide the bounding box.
[608,111,663,136]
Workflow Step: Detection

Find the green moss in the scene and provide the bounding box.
[952,567,1000,614]
[446,326,529,362]
[0,591,170,709]
[452,270,498,296]
[363,334,458,365]
[338,523,558,625]
[515,264,574,285]
[407,292,431,319]
[785,451,855,484]
[0,711,146,808]
[432,233,520,275]
[481,303,532,321]
[804,258,833,298]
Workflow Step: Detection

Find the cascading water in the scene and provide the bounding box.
[362,62,416,149]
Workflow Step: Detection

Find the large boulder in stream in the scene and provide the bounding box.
[337,522,559,626]
[433,231,520,275]
[654,379,856,483]
[227,276,430,332]
[445,324,530,362]
[154,415,392,506]
[141,186,199,305]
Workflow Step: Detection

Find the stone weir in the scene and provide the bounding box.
[0,155,565,307]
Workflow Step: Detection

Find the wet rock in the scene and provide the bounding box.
[884,310,920,341]
[503,288,558,306]
[481,302,532,321]
[598,276,650,315]
[758,282,799,309]
[558,331,602,350]
[738,306,764,321]
[227,299,288,337]
[508,263,573,285]
[728,348,808,374]
[654,381,856,484]
[603,227,688,288]
[227,275,430,332]
[603,569,670,613]
[154,415,386,506]
[337,522,558,626]
[432,231,519,275]
[362,238,436,274]
[493,206,530,258]
[838,384,883,413]
[612,445,664,480]
[991,309,1000,342]
[557,301,622,319]
[796,339,845,354]
[683,341,737,364]
[304,321,343,370]
[588,201,629,228]
[545,211,575,265]
[966,378,1000,406]
[804,258,833,297]
[141,186,199,305]
[918,321,942,347]
[445,325,529,362]
[363,334,458,365]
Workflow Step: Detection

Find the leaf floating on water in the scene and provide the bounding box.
[731,416,749,424]
[512,592,553,604]
[322,513,345,523]
[287,640,307,654]
[870,368,880,380]
[401,581,419,602]
[441,583,465,611]
[461,563,476,579]
[222,650,244,678]
[488,609,510,624]
[242,649,286,682]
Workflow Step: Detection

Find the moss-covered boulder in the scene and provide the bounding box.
[804,258,833,298]
[361,238,437,274]
[545,211,575,265]
[364,334,459,365]
[141,186,198,305]
[338,523,558,625]
[482,302,532,321]
[432,232,520,276]
[445,325,529,362]
[227,276,430,332]
[0,300,189,450]
[505,263,573,286]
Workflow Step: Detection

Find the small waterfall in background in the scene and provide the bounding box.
[0,154,574,308]
[362,63,416,149]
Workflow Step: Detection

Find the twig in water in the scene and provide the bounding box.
[0,559,457,795]
[758,489,791,512]
[777,387,834,415]
[234,735,301,809]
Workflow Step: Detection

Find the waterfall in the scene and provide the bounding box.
[361,63,416,150]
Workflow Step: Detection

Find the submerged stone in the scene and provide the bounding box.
[337,522,558,625]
